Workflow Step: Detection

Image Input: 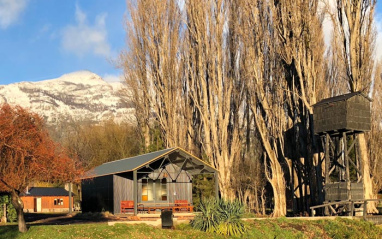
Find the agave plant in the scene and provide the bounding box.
[190,198,247,236]
[190,197,221,233]
[215,199,247,236]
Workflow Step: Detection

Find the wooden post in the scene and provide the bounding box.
[1,203,6,223]
[214,172,219,199]
[324,134,330,216]
[133,170,138,215]
[69,183,72,213]
[363,200,367,220]
[325,134,330,184]
[343,132,351,200]
[355,134,363,181]
[350,201,354,216]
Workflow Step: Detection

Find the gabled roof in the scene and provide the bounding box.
[313,91,371,107]
[21,187,71,197]
[83,147,217,179]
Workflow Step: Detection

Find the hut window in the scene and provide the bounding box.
[141,178,167,201]
[142,179,153,201]
[54,198,64,206]
[159,178,167,201]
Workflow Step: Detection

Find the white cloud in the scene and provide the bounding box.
[103,73,122,83]
[0,0,28,29]
[61,4,110,57]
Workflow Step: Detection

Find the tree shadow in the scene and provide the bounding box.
[0,225,19,239]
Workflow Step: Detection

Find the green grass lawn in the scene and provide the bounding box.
[1,218,382,239]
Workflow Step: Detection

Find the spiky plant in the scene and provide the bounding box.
[190,198,247,236]
[190,197,221,233]
[215,199,247,236]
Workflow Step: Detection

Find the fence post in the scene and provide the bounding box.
[350,201,354,216]
[69,183,72,214]
[363,200,367,220]
[1,203,6,223]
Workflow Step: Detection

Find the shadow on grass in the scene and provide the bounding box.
[25,212,118,226]
[0,225,20,239]
[24,212,67,223]
[0,212,119,239]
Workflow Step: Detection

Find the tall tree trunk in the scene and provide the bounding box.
[10,190,27,233]
[263,152,287,217]
[358,133,378,213]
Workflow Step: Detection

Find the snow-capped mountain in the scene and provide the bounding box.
[0,71,135,125]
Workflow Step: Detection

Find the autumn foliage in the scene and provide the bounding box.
[0,104,83,232]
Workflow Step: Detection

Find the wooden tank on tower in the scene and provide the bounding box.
[313,92,371,213]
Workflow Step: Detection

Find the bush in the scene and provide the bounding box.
[190,198,247,236]
[0,195,17,223]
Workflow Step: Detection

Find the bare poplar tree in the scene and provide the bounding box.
[368,63,382,196]
[184,0,245,200]
[238,0,288,216]
[122,0,188,150]
[329,0,377,212]
[323,31,349,98]
[272,0,326,213]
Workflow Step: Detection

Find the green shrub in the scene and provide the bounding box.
[190,197,221,233]
[0,195,17,223]
[190,198,247,236]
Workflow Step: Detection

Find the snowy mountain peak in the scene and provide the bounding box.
[42,71,107,86]
[0,72,134,125]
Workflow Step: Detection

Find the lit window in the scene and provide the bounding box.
[141,178,167,201]
[142,179,153,201]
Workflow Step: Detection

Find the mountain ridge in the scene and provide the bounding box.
[0,71,134,125]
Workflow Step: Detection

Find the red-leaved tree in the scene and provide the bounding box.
[0,104,83,232]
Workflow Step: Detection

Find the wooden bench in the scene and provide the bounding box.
[121,200,134,213]
[174,200,194,212]
[121,201,148,213]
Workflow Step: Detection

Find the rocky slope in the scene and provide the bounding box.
[0,71,134,125]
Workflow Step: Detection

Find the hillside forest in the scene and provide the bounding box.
[56,0,382,217]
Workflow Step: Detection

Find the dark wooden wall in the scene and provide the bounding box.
[82,175,114,213]
[314,95,371,134]
[113,175,133,214]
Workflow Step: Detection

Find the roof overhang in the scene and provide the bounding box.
[82,147,217,180]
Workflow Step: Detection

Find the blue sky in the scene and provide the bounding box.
[0,1,382,85]
[0,0,127,85]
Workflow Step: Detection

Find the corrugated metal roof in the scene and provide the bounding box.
[83,147,217,179]
[21,187,70,197]
[313,91,371,107]
[85,148,176,178]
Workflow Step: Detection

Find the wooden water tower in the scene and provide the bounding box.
[313,92,371,210]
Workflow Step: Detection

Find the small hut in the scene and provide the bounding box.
[81,147,218,215]
[20,187,74,212]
